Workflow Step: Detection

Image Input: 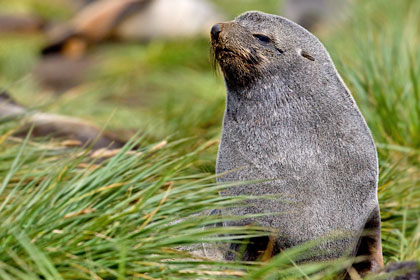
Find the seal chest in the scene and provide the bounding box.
[212,11,382,274]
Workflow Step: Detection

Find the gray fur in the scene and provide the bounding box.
[212,11,382,271]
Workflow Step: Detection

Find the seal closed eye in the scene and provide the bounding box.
[212,11,383,276]
[253,34,271,43]
[300,50,315,61]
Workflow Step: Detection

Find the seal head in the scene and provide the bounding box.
[211,11,325,92]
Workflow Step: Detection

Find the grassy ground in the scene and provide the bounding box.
[0,0,419,279]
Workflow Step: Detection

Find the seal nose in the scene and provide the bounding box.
[211,24,222,40]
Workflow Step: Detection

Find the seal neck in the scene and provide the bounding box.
[224,77,297,126]
[225,74,299,106]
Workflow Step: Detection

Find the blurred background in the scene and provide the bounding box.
[0,0,419,269]
[0,0,419,172]
[0,0,357,151]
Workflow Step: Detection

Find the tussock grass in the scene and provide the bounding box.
[0,0,419,279]
[327,0,420,263]
[0,134,252,279]
[0,133,348,279]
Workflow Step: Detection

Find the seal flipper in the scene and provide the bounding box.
[225,235,278,262]
[354,205,384,274]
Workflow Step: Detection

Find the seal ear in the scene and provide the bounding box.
[300,50,315,61]
[275,47,284,54]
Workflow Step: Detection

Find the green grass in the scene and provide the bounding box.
[0,0,419,279]
[0,134,356,279]
[326,0,420,263]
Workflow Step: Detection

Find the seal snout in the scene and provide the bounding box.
[211,24,222,41]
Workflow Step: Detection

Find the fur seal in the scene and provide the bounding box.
[41,0,223,56]
[0,90,125,150]
[211,11,382,274]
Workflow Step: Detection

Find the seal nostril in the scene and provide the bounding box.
[211,24,222,40]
